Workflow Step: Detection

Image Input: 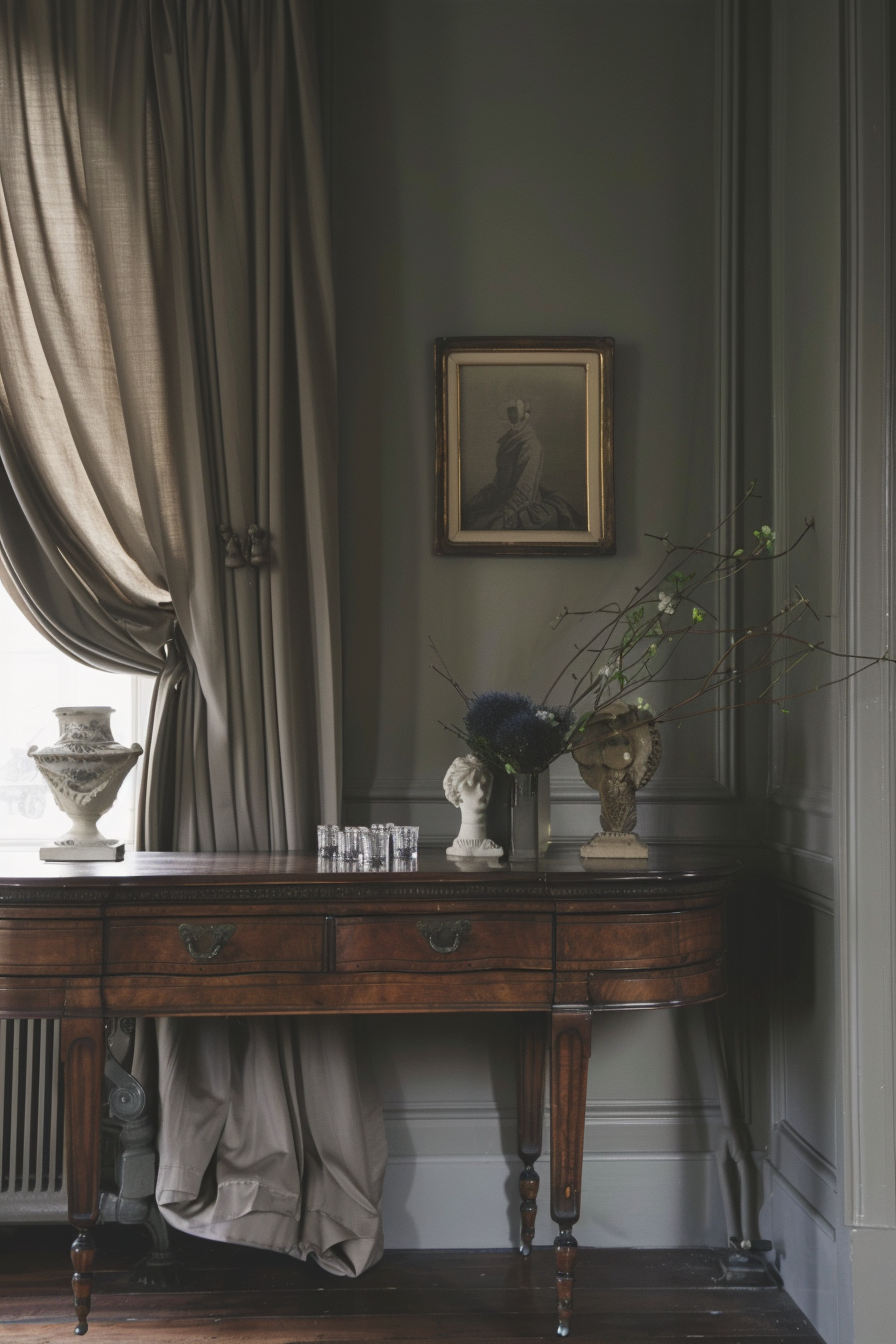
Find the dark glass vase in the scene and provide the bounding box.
[509,771,551,861]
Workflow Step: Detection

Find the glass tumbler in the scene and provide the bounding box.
[368,827,390,866]
[340,826,363,861]
[317,824,340,858]
[391,825,419,860]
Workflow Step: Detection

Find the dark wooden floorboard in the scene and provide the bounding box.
[0,1225,823,1343]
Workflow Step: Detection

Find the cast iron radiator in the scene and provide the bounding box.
[0,1016,179,1284]
[0,1017,66,1221]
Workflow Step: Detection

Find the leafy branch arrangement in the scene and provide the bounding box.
[432,482,890,776]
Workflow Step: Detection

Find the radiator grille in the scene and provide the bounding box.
[0,1018,65,1218]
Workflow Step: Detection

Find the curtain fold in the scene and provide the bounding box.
[0,0,383,1272]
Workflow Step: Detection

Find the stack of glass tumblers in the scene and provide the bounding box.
[316,823,419,869]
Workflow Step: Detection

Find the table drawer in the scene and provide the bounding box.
[0,918,101,975]
[589,956,726,1008]
[336,914,552,972]
[557,904,724,971]
[105,917,324,975]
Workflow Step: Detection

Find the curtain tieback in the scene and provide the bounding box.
[247,524,268,566]
[218,523,268,569]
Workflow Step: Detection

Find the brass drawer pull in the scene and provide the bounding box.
[178,923,236,963]
[417,919,472,955]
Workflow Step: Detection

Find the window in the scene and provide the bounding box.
[0,585,152,851]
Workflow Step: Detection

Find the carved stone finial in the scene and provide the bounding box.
[571,699,662,859]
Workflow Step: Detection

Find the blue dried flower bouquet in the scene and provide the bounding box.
[435,690,573,859]
[460,691,573,777]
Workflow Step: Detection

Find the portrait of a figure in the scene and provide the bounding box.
[435,337,615,556]
[462,395,586,532]
[459,365,588,532]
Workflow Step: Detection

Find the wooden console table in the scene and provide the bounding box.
[0,848,736,1337]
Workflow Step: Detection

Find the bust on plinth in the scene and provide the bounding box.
[443,755,504,858]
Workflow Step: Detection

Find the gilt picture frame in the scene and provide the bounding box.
[435,336,615,556]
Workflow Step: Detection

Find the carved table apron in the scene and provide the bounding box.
[0,849,736,1337]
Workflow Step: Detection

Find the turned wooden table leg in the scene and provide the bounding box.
[550,1009,592,1337]
[517,1012,547,1254]
[61,1018,105,1336]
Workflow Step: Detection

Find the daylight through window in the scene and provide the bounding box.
[0,585,151,851]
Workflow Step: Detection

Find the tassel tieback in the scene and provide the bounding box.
[218,523,269,568]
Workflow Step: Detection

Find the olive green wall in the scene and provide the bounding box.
[325,0,770,1254]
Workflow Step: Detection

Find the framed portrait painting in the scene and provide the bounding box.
[435,336,614,555]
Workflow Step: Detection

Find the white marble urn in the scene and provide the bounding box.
[28,707,143,862]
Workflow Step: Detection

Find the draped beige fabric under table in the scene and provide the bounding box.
[135,1016,387,1275]
[0,0,385,1272]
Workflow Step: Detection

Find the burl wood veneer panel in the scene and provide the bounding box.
[102,971,555,1015]
[335,914,553,972]
[0,918,101,975]
[588,956,726,1009]
[556,903,724,971]
[104,917,325,975]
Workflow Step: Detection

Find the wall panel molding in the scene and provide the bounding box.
[345,775,739,806]
[767,1168,840,1344]
[714,0,744,798]
[839,0,896,1232]
[770,1120,839,1229]
[769,874,838,1242]
[345,775,750,845]
[774,874,835,918]
[349,1,747,831]
[768,784,836,876]
[769,0,789,799]
[768,784,834,817]
[383,1097,722,1159]
[769,1163,837,1241]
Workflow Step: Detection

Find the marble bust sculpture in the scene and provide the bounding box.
[443,754,504,858]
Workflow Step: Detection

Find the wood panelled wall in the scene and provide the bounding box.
[327,4,896,1340]
[327,0,768,1258]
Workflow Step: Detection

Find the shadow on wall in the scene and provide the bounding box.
[334,0,471,799]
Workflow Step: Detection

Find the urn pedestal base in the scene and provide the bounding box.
[580,832,648,860]
[39,840,125,862]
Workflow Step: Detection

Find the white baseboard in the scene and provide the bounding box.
[767,1163,840,1343]
[382,1151,728,1250]
[850,1227,896,1344]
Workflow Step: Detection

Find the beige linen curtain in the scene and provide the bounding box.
[0,0,386,1273]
